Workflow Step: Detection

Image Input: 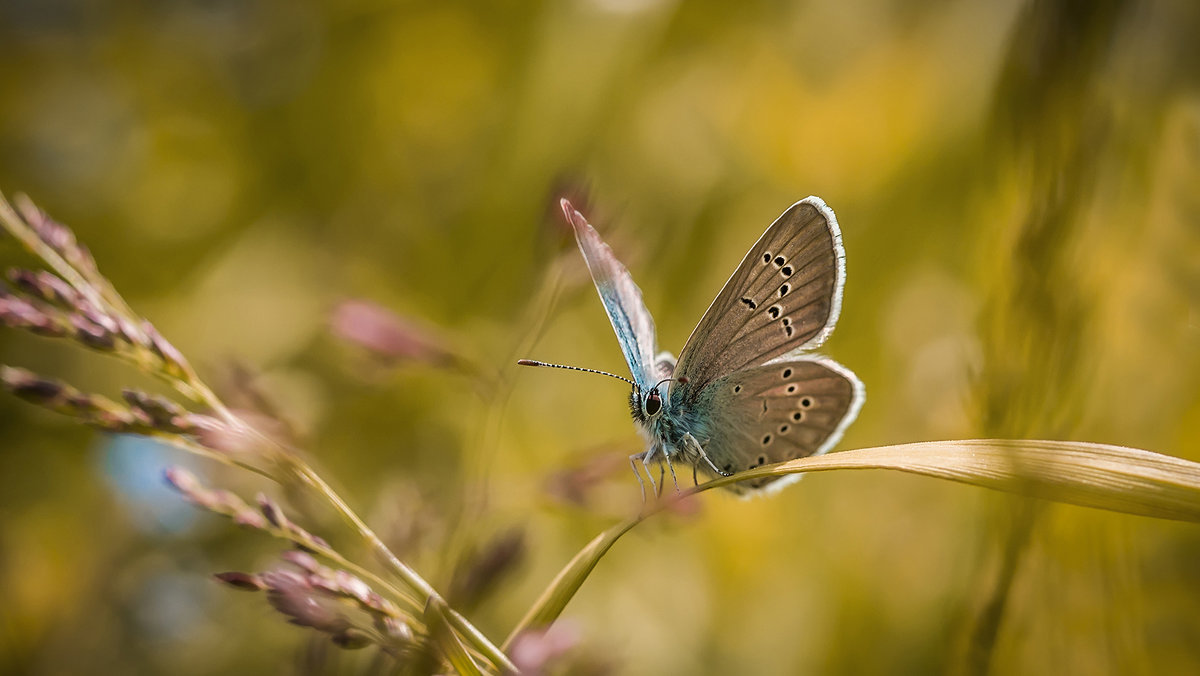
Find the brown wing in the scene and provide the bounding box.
[674,197,845,396]
[694,357,863,496]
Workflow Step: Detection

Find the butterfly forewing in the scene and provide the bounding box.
[695,358,863,494]
[562,200,660,389]
[674,198,845,394]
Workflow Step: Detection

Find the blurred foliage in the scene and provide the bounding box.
[1,0,1198,674]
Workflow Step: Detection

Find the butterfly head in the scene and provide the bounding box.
[630,376,684,424]
[630,387,660,423]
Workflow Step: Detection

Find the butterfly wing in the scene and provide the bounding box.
[562,199,659,389]
[673,197,846,394]
[690,357,864,495]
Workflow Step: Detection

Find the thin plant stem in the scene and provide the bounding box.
[156,400,515,670]
[291,463,517,673]
[0,192,516,674]
[146,433,275,481]
[0,197,108,316]
[147,435,423,614]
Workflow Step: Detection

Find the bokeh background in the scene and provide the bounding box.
[2,0,1199,673]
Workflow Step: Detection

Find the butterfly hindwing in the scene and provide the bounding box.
[691,358,863,494]
[674,197,845,394]
[562,200,660,389]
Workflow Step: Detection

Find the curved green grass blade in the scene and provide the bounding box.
[711,440,1200,522]
[502,519,639,650]
[508,440,1200,643]
[425,598,484,676]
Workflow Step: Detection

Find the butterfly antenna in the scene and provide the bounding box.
[653,376,689,391]
[517,359,637,388]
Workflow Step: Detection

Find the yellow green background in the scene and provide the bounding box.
[1,1,1198,673]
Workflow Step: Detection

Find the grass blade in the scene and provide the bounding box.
[509,439,1200,643]
[502,519,639,650]
[708,440,1200,522]
[425,598,483,676]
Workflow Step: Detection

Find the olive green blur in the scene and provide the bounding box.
[1,1,1198,674]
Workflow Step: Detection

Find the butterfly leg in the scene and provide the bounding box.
[628,452,648,503]
[692,463,699,487]
[700,451,724,477]
[640,451,660,499]
[683,432,733,477]
[656,464,665,498]
[700,453,729,477]
[663,451,681,492]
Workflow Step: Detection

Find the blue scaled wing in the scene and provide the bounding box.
[561,199,660,390]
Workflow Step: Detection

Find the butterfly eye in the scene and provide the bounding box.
[644,391,662,416]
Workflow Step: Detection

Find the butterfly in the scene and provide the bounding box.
[520,197,864,496]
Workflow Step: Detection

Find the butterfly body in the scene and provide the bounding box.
[628,383,700,463]
[531,197,864,496]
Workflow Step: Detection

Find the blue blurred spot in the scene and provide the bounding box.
[98,434,198,534]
